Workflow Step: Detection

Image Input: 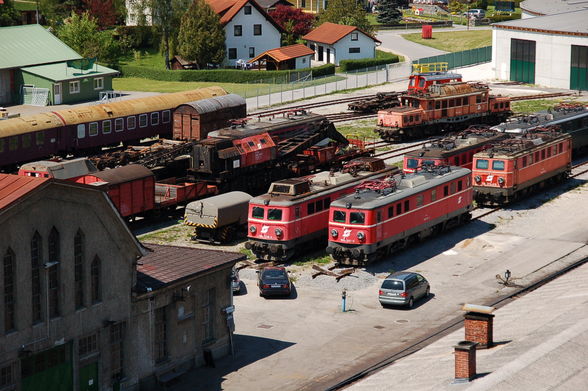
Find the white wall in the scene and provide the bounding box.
[295,55,312,69]
[224,2,281,67]
[308,30,376,66]
[125,0,152,26]
[493,27,588,89]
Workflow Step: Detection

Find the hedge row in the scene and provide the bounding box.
[339,55,400,72]
[488,14,522,22]
[119,63,336,84]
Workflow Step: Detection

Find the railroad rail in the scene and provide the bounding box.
[250,95,377,117]
[510,92,573,101]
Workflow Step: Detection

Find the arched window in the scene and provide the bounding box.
[31,232,42,323]
[4,248,15,332]
[74,230,85,309]
[48,227,60,318]
[91,256,101,304]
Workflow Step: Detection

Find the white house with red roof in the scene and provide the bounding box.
[206,0,284,67]
[302,22,381,66]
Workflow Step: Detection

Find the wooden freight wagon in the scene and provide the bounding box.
[173,94,246,141]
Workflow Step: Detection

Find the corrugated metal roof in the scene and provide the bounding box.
[493,9,588,35]
[520,0,588,15]
[178,93,245,115]
[248,44,314,64]
[21,62,118,82]
[0,174,48,210]
[93,165,154,185]
[303,22,381,45]
[0,24,82,70]
[136,243,245,293]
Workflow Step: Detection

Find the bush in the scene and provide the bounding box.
[119,63,336,83]
[339,54,399,72]
[114,25,160,50]
[488,13,521,22]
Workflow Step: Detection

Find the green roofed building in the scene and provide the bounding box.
[0,24,119,106]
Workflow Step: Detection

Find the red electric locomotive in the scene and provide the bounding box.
[326,165,473,265]
[403,125,507,173]
[472,125,572,204]
[245,157,399,261]
[376,82,512,142]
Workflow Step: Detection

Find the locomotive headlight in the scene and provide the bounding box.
[475,175,481,183]
[357,232,365,240]
[249,226,257,233]
[331,229,338,238]
[498,177,505,185]
[275,228,283,237]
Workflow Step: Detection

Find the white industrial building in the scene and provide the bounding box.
[492,8,588,90]
[519,0,588,18]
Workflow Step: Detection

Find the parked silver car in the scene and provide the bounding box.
[463,9,486,18]
[378,272,430,308]
[231,268,241,294]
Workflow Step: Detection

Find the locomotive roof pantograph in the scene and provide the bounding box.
[331,166,471,210]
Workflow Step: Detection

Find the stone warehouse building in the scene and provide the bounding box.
[0,175,245,391]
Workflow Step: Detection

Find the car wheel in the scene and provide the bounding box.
[407,297,414,309]
[424,286,430,298]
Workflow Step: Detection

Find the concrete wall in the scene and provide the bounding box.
[129,265,235,389]
[0,184,140,391]
[224,2,281,67]
[492,28,588,89]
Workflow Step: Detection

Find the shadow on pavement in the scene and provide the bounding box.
[169,334,295,391]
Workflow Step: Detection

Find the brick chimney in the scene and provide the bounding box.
[454,341,478,382]
[462,304,496,349]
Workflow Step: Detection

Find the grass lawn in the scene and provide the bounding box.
[510,99,583,114]
[401,30,492,52]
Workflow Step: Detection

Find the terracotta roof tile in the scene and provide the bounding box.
[205,0,284,31]
[248,43,314,63]
[0,174,48,210]
[302,22,381,45]
[136,244,245,293]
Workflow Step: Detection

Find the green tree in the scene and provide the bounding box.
[176,0,225,68]
[0,0,21,26]
[149,0,192,69]
[376,0,402,24]
[57,12,121,66]
[316,0,374,35]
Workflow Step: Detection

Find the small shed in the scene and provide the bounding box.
[170,55,198,70]
[248,44,314,70]
[173,94,247,141]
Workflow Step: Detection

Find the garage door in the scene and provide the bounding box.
[0,70,11,105]
[571,45,588,91]
[21,344,73,391]
[510,38,536,84]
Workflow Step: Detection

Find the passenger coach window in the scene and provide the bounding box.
[115,118,124,132]
[476,159,489,169]
[252,207,264,219]
[333,211,346,223]
[77,124,85,139]
[102,120,111,134]
[9,137,18,151]
[22,134,31,148]
[36,133,44,146]
[350,212,365,224]
[267,209,282,221]
[162,110,171,123]
[127,116,136,130]
[89,122,98,136]
[151,112,159,126]
[139,114,148,128]
[407,158,418,169]
[0,139,4,153]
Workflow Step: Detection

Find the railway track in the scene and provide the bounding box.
[249,95,377,116]
[510,92,573,101]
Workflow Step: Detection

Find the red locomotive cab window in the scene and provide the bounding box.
[295,207,301,219]
[428,102,434,110]
[466,176,470,186]
[388,206,394,218]
[409,78,415,87]
[494,103,498,110]
[252,207,264,219]
[476,159,489,169]
[416,195,424,207]
[541,149,546,160]
[404,200,410,212]
[260,137,267,145]
[457,180,463,191]
[396,203,402,215]
[419,79,425,88]
[377,211,382,223]
[442,100,448,109]
[443,185,449,197]
[415,115,420,122]
[316,200,324,212]
[409,115,413,122]
[453,157,459,165]
[522,156,527,167]
[350,212,365,224]
[450,182,456,194]
[559,143,563,153]
[333,210,346,223]
[325,197,331,208]
[407,158,418,169]
[307,203,315,215]
[547,147,552,158]
[449,99,454,108]
[535,151,540,162]
[492,160,505,170]
[267,209,282,221]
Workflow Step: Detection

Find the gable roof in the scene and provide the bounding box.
[0,24,82,70]
[493,9,588,36]
[205,0,284,32]
[0,174,49,210]
[20,62,118,82]
[248,43,314,63]
[302,22,381,45]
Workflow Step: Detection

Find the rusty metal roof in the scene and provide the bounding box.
[0,111,65,138]
[93,164,154,185]
[177,94,245,115]
[302,22,381,45]
[0,174,49,210]
[136,243,245,293]
[248,44,314,64]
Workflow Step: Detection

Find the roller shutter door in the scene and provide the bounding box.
[571,45,588,91]
[510,38,536,84]
[0,70,11,105]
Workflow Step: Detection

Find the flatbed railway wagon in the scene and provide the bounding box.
[326,166,473,265]
[403,126,507,173]
[375,82,512,142]
[472,126,572,205]
[184,191,252,244]
[0,87,229,169]
[245,158,399,261]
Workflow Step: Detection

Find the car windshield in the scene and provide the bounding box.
[262,269,286,279]
[381,280,404,290]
